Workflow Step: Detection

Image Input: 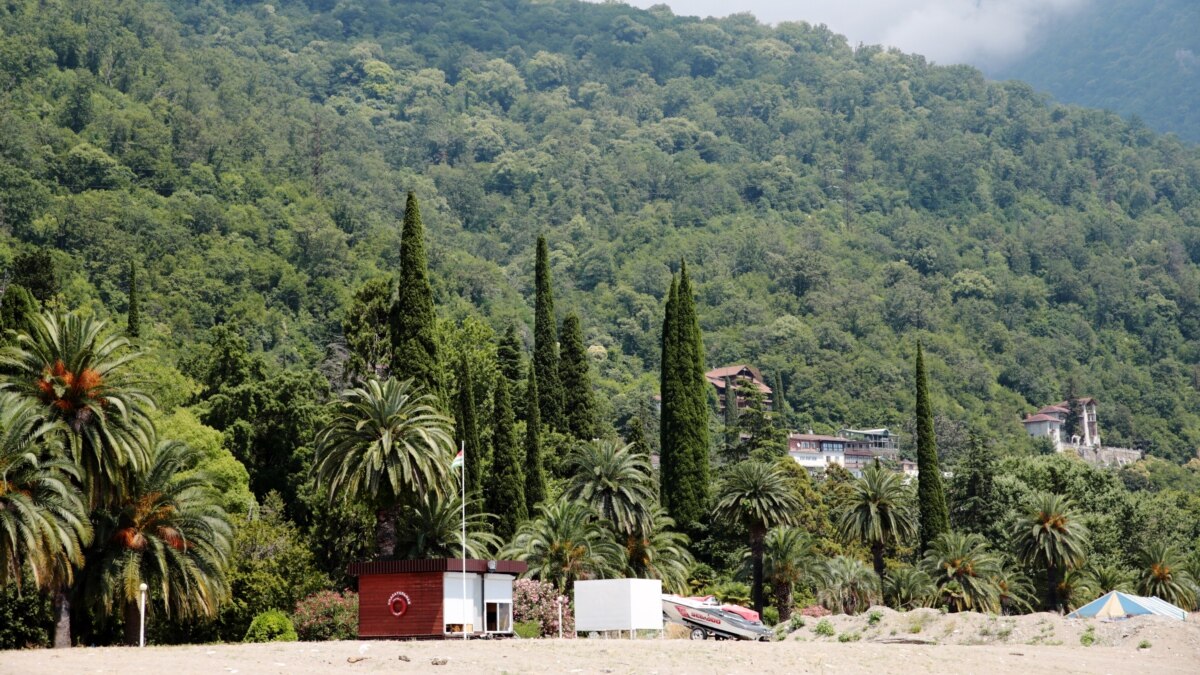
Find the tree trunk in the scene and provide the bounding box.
[375,505,398,560]
[52,590,71,648]
[1046,564,1059,613]
[871,541,886,581]
[774,581,793,623]
[750,524,766,615]
[123,599,141,646]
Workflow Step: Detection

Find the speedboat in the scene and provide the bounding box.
[662,594,773,641]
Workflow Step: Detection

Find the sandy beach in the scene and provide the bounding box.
[4,610,1197,675]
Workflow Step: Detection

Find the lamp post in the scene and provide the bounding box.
[557,595,567,639]
[138,583,148,647]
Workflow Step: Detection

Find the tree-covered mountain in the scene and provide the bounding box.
[990,0,1200,142]
[1,0,1200,465]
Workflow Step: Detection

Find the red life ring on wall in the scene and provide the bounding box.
[388,591,411,617]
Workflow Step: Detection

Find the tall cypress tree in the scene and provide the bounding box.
[533,236,564,431]
[915,342,950,551]
[558,312,597,441]
[390,192,440,397]
[497,323,524,384]
[126,260,140,338]
[0,283,37,345]
[486,379,526,541]
[661,261,709,529]
[659,274,680,515]
[454,354,484,502]
[523,364,546,514]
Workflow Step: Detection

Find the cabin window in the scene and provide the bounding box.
[485,601,512,633]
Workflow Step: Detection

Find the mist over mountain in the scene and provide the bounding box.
[987,0,1199,142]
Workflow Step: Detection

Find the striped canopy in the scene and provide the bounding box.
[1067,591,1187,621]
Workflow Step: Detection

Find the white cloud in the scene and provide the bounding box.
[613,0,1092,66]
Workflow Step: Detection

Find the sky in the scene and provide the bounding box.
[614,0,1094,67]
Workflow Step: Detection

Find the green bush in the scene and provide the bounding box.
[814,619,835,637]
[0,584,54,649]
[243,610,298,642]
[867,610,883,626]
[1079,626,1096,647]
[1138,640,1152,649]
[788,615,806,631]
[514,620,541,639]
[762,606,779,626]
[837,631,861,643]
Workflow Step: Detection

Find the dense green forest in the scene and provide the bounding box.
[1,0,1200,647]
[992,0,1200,143]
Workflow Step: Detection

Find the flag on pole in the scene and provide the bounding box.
[451,448,464,470]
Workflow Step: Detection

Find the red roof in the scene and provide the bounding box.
[1022,414,1062,424]
[1038,405,1070,415]
[705,365,772,394]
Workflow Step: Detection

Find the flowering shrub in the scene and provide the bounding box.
[799,604,831,618]
[293,590,358,641]
[512,579,574,638]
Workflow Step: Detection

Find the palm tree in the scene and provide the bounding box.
[1012,492,1090,612]
[838,461,916,580]
[921,531,1001,613]
[564,439,656,535]
[816,556,880,615]
[0,394,90,590]
[762,527,815,622]
[313,377,454,558]
[394,492,501,560]
[995,558,1036,615]
[713,461,801,615]
[1082,562,1133,594]
[884,566,934,610]
[1136,542,1196,610]
[0,312,154,509]
[83,440,233,645]
[1057,568,1097,612]
[621,506,693,594]
[502,501,624,591]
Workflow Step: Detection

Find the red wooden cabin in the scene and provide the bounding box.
[349,559,528,639]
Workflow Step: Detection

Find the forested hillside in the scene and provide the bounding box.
[991,0,1200,143]
[3,0,1200,648]
[2,0,1199,461]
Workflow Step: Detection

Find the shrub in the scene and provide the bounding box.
[0,584,54,649]
[762,606,779,626]
[1138,640,1151,649]
[244,610,298,642]
[837,631,861,642]
[814,619,835,637]
[1079,626,1096,647]
[293,590,358,641]
[514,620,541,638]
[512,579,573,637]
[800,604,831,618]
[788,615,806,631]
[867,610,883,626]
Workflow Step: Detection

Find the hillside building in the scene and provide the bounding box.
[1021,398,1100,450]
[706,364,773,412]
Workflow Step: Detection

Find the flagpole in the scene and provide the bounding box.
[460,440,468,641]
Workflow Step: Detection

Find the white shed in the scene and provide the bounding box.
[574,579,663,633]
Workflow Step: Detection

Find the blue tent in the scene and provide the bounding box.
[1067,591,1188,621]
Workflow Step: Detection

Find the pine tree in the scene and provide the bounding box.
[523,364,546,514]
[0,283,38,344]
[950,431,999,539]
[390,192,440,398]
[723,377,739,454]
[533,236,564,430]
[660,261,710,529]
[1061,377,1082,444]
[497,323,524,384]
[486,379,527,541]
[914,343,950,552]
[126,260,140,338]
[625,415,654,498]
[659,274,680,516]
[558,312,597,441]
[454,354,484,501]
